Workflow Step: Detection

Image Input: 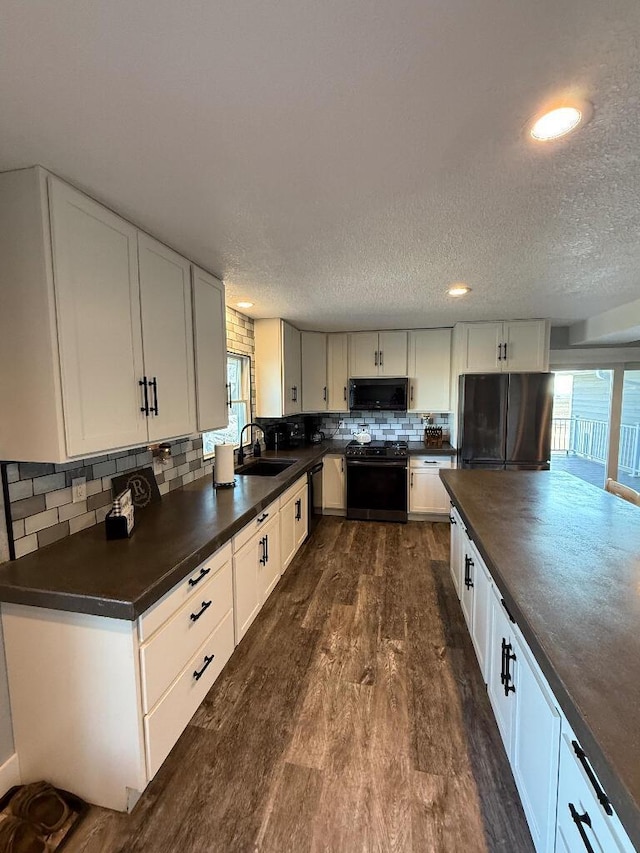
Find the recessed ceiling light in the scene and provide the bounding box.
[447,284,471,297]
[236,301,254,309]
[530,103,592,141]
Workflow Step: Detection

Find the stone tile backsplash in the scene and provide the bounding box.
[319,412,451,442]
[5,437,212,559]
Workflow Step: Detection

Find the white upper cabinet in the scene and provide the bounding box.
[408,329,452,411]
[191,266,228,432]
[349,331,407,377]
[138,234,196,442]
[327,333,349,412]
[301,331,327,412]
[503,320,550,373]
[455,320,550,374]
[49,177,150,458]
[0,167,224,462]
[255,319,302,417]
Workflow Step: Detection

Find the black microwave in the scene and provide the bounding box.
[349,378,408,412]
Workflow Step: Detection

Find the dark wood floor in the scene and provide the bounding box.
[66,518,534,853]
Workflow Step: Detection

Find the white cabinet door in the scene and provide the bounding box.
[323,455,345,510]
[327,333,349,412]
[349,332,379,377]
[259,514,281,603]
[378,331,408,376]
[503,320,550,373]
[488,586,519,758]
[408,329,452,411]
[294,486,309,550]
[512,639,561,853]
[409,469,450,514]
[470,546,492,684]
[48,177,148,457]
[556,730,635,853]
[233,536,261,643]
[280,495,297,572]
[301,331,327,412]
[460,535,475,631]
[138,234,196,442]
[459,323,502,373]
[283,321,302,415]
[449,505,464,599]
[192,266,228,432]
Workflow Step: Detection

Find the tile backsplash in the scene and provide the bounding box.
[319,412,451,442]
[5,437,212,559]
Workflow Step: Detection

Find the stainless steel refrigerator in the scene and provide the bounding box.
[457,373,554,470]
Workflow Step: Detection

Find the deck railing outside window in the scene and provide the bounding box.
[551,417,640,476]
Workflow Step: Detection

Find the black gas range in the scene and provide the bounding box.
[345,441,408,522]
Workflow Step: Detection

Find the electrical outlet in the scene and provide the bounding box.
[338,420,345,429]
[72,477,86,503]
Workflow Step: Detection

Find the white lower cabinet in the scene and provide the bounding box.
[323,454,346,512]
[280,477,309,571]
[448,504,465,599]
[409,457,452,515]
[2,541,234,811]
[460,535,476,631]
[511,633,561,853]
[487,584,519,759]
[233,511,281,643]
[450,499,636,853]
[556,725,635,853]
[469,543,492,684]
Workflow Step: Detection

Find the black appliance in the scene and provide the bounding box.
[308,462,323,535]
[264,421,305,451]
[345,440,408,522]
[457,373,554,470]
[349,378,408,412]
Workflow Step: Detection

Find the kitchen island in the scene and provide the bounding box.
[441,468,640,851]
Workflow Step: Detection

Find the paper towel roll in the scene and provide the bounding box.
[214,443,235,485]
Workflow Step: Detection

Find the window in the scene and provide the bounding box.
[202,354,251,458]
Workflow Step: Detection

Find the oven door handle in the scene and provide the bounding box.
[346,459,408,468]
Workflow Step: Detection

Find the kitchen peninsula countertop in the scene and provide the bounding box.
[0,445,328,621]
[440,468,640,849]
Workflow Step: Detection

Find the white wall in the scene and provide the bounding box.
[0,479,16,763]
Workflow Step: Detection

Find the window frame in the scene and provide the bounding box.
[202,352,252,459]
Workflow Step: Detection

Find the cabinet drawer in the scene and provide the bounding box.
[279,475,308,510]
[140,560,232,713]
[138,541,232,642]
[410,456,453,469]
[144,609,234,780]
[232,498,279,552]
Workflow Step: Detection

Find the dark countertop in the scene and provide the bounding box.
[440,469,640,849]
[0,445,328,621]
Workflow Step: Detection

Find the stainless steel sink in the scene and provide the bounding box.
[235,459,296,477]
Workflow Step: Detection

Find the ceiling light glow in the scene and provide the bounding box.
[236,301,254,309]
[530,106,584,141]
[447,284,471,297]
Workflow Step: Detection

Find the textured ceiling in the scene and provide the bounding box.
[2,0,640,332]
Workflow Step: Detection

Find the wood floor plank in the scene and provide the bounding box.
[256,762,324,853]
[63,517,534,853]
[412,769,489,853]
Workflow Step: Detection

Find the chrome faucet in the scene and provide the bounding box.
[236,423,266,466]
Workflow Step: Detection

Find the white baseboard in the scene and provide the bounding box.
[0,752,20,796]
